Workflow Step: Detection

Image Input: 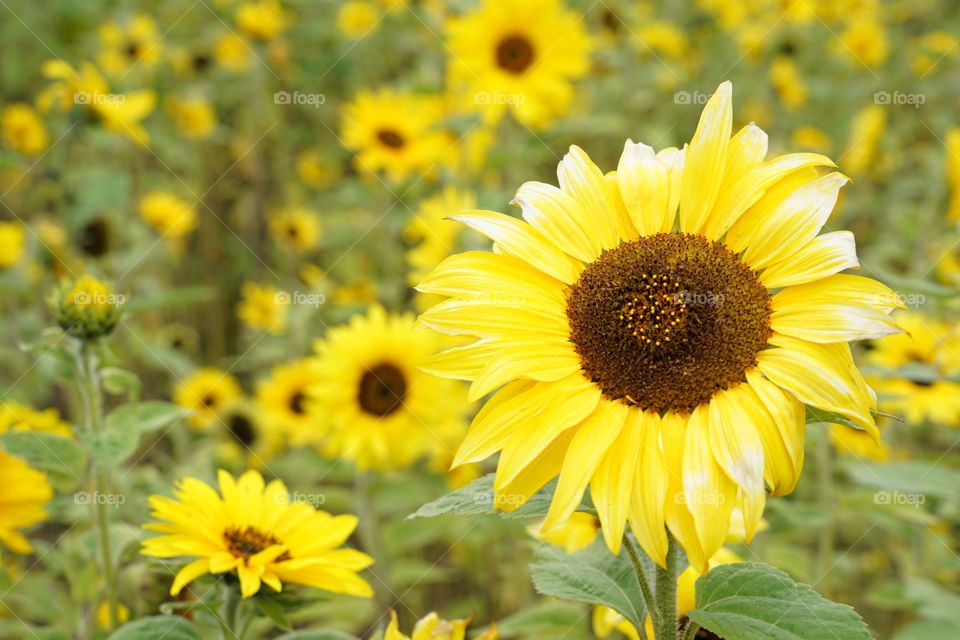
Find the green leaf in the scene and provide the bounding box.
[0,432,86,488]
[274,632,360,640]
[79,423,140,470]
[494,601,594,639]
[842,461,960,500]
[106,616,200,640]
[106,401,190,434]
[256,596,293,631]
[686,562,871,640]
[101,367,142,401]
[409,474,590,520]
[529,537,647,632]
[892,619,960,640]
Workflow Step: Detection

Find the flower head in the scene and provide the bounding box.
[52,274,125,339]
[174,368,243,429]
[139,191,198,239]
[1,104,48,156]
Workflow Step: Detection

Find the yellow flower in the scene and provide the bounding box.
[911,31,958,76]
[214,33,253,73]
[269,206,321,254]
[1,104,48,156]
[946,129,960,223]
[173,368,243,429]
[332,281,378,306]
[0,451,53,554]
[842,105,885,178]
[769,56,807,110]
[446,0,591,129]
[255,359,322,439]
[835,21,888,67]
[166,96,217,140]
[139,191,199,239]
[38,61,108,112]
[341,88,451,182]
[417,82,899,572]
[215,400,282,468]
[830,424,891,461]
[535,512,600,553]
[53,274,125,339]
[791,126,832,153]
[635,21,689,59]
[405,188,477,310]
[97,14,161,76]
[309,305,470,471]
[0,222,25,268]
[95,602,130,629]
[142,469,374,598]
[296,150,341,188]
[91,89,157,147]
[337,1,380,38]
[384,610,498,640]
[237,282,288,334]
[236,1,287,40]
[0,402,72,438]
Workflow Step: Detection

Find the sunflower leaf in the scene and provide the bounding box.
[255,596,293,631]
[106,615,200,640]
[409,473,592,520]
[105,401,191,434]
[529,537,647,632]
[686,562,871,640]
[0,432,86,490]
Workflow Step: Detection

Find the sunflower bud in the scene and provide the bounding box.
[51,274,125,339]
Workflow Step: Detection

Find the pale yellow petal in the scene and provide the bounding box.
[679,81,732,234]
[759,231,859,288]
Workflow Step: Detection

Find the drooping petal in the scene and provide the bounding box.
[627,410,669,566]
[591,408,644,553]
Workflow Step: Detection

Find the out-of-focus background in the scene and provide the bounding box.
[1,0,960,638]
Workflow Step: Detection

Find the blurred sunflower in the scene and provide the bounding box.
[866,312,960,426]
[341,88,450,182]
[216,401,281,468]
[384,610,498,640]
[418,82,900,571]
[0,222,25,269]
[446,0,591,129]
[835,21,888,68]
[0,451,53,554]
[256,359,322,442]
[946,128,960,223]
[830,423,891,462]
[0,402,73,438]
[309,304,468,471]
[165,96,217,140]
[237,282,288,334]
[337,1,380,39]
[139,191,198,240]
[214,32,253,73]
[173,367,243,429]
[296,150,341,189]
[405,187,476,310]
[269,206,321,254]
[1,104,48,156]
[142,469,374,598]
[235,0,288,40]
[842,104,886,179]
[97,14,161,76]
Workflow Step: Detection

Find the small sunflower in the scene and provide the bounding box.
[214,33,253,73]
[0,222,25,269]
[0,451,53,554]
[256,359,322,442]
[309,305,469,471]
[1,104,48,156]
[173,368,243,429]
[97,14,162,76]
[341,88,450,182]
[142,469,374,598]
[269,206,321,254]
[166,96,217,140]
[0,402,73,438]
[237,282,288,334]
[384,610,499,640]
[216,401,282,468]
[446,0,591,129]
[139,191,198,240]
[418,82,900,572]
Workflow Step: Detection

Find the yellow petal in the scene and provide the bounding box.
[591,409,643,554]
[170,558,210,595]
[617,140,672,236]
[556,145,619,250]
[759,231,859,288]
[660,412,707,573]
[745,369,804,496]
[627,410,669,566]
[679,81,732,235]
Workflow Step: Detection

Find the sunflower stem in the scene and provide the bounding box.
[622,535,656,640]
[816,429,835,598]
[653,535,680,640]
[681,620,701,640]
[219,582,242,640]
[354,471,389,612]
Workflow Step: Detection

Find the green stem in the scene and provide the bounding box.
[816,429,835,598]
[354,472,389,611]
[653,536,680,640]
[681,620,701,640]
[622,535,656,640]
[220,583,241,640]
[78,342,119,631]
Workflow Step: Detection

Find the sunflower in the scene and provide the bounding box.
[237,282,288,334]
[255,359,322,443]
[0,223,25,269]
[1,104,48,156]
[309,304,469,471]
[946,128,960,223]
[843,105,886,178]
[174,368,243,429]
[341,88,451,182]
[139,191,198,240]
[269,206,321,254]
[142,469,374,598]
[866,312,960,426]
[0,451,53,554]
[97,14,162,76]
[384,610,499,640]
[166,96,217,140]
[235,0,288,40]
[417,82,900,572]
[0,402,73,438]
[446,0,591,129]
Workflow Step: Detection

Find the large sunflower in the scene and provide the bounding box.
[446,0,591,129]
[309,305,469,471]
[418,82,900,571]
[142,469,373,598]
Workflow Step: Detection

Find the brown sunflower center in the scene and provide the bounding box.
[224,525,289,560]
[357,363,407,417]
[496,35,535,73]
[376,129,405,149]
[227,413,256,447]
[566,232,772,413]
[288,390,307,415]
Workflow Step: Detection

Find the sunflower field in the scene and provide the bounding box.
[1,0,959,639]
